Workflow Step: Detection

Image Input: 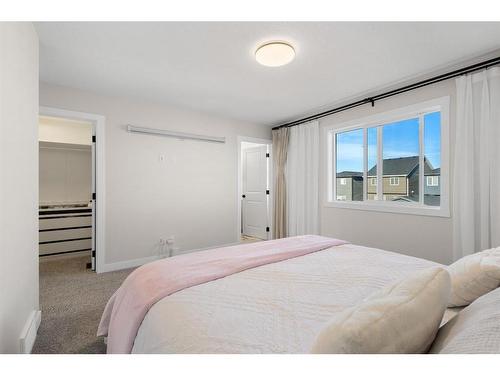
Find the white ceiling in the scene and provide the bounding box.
[35,22,500,126]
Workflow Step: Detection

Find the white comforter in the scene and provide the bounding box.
[132,243,439,353]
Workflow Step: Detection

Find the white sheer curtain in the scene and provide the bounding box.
[453,67,500,260]
[286,120,320,236]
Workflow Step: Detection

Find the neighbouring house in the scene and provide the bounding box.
[424,167,441,206]
[336,171,363,201]
[336,156,440,204]
[367,156,421,201]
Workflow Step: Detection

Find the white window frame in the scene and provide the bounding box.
[389,177,400,186]
[427,175,439,186]
[370,177,377,186]
[339,178,347,185]
[325,96,450,217]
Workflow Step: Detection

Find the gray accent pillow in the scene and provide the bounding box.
[430,287,500,353]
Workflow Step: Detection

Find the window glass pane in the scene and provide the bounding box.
[424,112,441,206]
[336,129,364,201]
[367,127,378,200]
[382,118,419,203]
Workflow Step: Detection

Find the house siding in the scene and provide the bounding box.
[408,170,419,201]
[336,178,353,200]
[336,177,363,201]
[424,176,440,196]
[368,176,408,200]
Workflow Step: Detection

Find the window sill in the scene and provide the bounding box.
[324,200,450,218]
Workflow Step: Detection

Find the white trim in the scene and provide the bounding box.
[325,199,448,217]
[324,97,447,132]
[362,127,367,201]
[99,255,159,273]
[377,126,383,201]
[324,96,450,217]
[418,114,425,204]
[237,136,273,242]
[389,176,400,186]
[19,310,41,354]
[39,106,107,272]
[326,126,334,202]
[427,175,440,186]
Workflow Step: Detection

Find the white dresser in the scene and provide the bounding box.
[39,205,92,257]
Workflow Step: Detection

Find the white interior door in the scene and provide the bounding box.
[242,145,268,239]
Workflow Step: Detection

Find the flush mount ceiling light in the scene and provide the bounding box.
[255,41,295,67]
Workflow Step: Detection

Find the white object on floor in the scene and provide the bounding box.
[132,243,441,353]
[310,267,450,354]
[447,246,500,307]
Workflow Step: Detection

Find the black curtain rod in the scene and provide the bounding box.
[272,55,500,130]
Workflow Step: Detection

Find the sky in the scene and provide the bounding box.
[336,111,441,173]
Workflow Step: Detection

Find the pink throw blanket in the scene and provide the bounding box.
[97,235,347,353]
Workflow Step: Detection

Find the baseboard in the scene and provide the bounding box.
[99,255,160,273]
[19,310,41,354]
[100,241,241,273]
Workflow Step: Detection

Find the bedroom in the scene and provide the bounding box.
[1,1,500,373]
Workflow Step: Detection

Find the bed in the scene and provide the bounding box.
[102,238,448,354]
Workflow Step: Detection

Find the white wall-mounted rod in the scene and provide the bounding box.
[127,125,226,143]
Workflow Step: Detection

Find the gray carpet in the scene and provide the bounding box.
[32,255,134,354]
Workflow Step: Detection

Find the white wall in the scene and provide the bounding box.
[319,79,455,265]
[0,23,39,353]
[39,82,271,269]
[39,142,92,205]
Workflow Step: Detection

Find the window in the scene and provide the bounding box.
[335,129,364,202]
[389,177,400,186]
[427,176,439,186]
[327,97,449,217]
[340,178,347,185]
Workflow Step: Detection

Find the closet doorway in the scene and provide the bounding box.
[237,136,272,243]
[38,107,105,272]
[38,114,95,270]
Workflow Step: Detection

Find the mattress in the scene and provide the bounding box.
[132,243,441,354]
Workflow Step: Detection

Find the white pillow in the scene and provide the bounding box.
[447,247,500,307]
[310,267,451,354]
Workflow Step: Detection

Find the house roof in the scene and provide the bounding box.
[368,156,419,176]
[367,156,437,177]
[338,157,439,178]
[336,171,363,178]
[426,167,441,176]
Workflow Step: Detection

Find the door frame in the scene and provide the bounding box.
[237,136,273,242]
[39,106,106,273]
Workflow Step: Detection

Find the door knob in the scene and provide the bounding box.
[242,194,246,198]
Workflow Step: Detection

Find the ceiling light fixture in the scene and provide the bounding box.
[255,41,295,67]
